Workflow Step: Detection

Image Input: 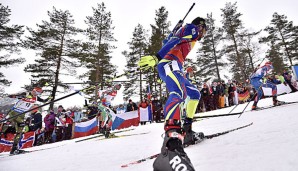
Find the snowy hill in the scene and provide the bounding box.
[1,92,298,171]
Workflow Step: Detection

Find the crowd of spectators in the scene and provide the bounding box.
[1,70,296,149]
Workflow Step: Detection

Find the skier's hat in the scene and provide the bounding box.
[191,17,207,29]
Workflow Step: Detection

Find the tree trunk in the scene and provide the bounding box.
[231,33,246,81]
[50,28,65,109]
[211,32,221,81]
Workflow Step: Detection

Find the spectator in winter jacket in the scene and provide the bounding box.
[217,82,225,108]
[200,83,211,111]
[84,100,99,120]
[126,99,138,112]
[139,98,149,108]
[29,109,43,131]
[228,80,236,106]
[211,82,220,109]
[283,70,297,92]
[139,98,150,125]
[44,111,55,143]
[55,105,66,142]
[64,111,74,140]
[152,97,162,123]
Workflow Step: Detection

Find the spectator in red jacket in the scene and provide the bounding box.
[64,111,74,140]
[139,98,149,108]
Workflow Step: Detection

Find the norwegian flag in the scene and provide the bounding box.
[0,133,14,153]
[18,131,35,149]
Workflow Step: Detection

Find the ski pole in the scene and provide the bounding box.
[182,3,195,21]
[171,3,195,33]
[238,82,264,118]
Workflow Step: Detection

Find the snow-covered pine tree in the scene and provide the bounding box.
[221,2,247,81]
[80,2,117,102]
[23,7,82,109]
[267,40,287,73]
[196,13,225,82]
[260,12,297,66]
[122,24,148,101]
[0,4,24,87]
[147,6,170,99]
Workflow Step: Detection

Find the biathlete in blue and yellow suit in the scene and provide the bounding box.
[138,17,207,171]
[250,61,284,110]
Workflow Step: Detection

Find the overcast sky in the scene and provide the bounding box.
[1,0,297,107]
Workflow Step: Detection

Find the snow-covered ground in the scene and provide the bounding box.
[1,92,298,171]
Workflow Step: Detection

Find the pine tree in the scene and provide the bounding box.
[0,4,24,86]
[147,6,170,99]
[23,7,82,109]
[267,40,286,73]
[80,2,117,101]
[260,12,296,66]
[196,13,225,82]
[221,2,246,81]
[122,24,148,101]
[289,26,298,63]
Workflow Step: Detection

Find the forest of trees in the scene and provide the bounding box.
[0,2,297,106]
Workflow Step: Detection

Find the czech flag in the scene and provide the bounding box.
[106,108,139,130]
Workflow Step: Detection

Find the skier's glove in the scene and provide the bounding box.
[138,55,158,71]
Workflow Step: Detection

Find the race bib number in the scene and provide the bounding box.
[13,100,34,113]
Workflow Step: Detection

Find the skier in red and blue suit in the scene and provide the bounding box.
[138,17,207,171]
[250,61,284,110]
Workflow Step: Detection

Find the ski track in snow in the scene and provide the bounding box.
[1,92,298,171]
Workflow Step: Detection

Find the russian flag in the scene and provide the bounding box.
[18,131,35,149]
[73,117,98,138]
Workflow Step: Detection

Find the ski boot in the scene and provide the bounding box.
[251,105,260,110]
[251,101,260,111]
[183,118,204,147]
[153,129,195,171]
[273,97,285,106]
[11,149,27,155]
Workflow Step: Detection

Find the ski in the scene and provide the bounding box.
[251,101,298,112]
[96,131,150,141]
[120,122,253,168]
[193,101,298,119]
[205,122,253,139]
[0,144,66,158]
[75,128,135,143]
